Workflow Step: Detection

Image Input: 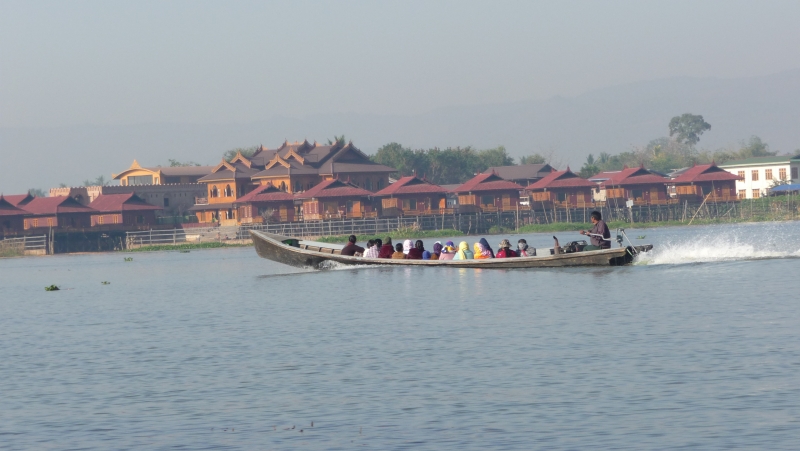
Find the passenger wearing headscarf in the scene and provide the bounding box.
[363,239,380,258]
[378,237,395,258]
[473,241,493,259]
[478,238,495,258]
[406,240,424,259]
[496,239,519,258]
[453,241,474,260]
[431,242,443,260]
[517,239,535,257]
[402,239,413,255]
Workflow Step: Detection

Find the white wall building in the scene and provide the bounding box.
[719,156,800,199]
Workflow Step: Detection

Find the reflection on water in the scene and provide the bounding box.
[1,222,800,450]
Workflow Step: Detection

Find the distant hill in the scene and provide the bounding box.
[2,70,800,193]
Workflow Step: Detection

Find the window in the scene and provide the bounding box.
[32,218,39,227]
[163,198,169,207]
[128,175,153,185]
[738,189,746,199]
[224,185,233,197]
[210,186,219,198]
[632,189,643,200]
[751,170,759,181]
[98,216,104,225]
[779,168,787,180]
[280,181,286,192]
[557,192,568,202]
[402,199,417,210]
[792,167,798,180]
[765,169,773,180]
[377,179,384,190]
[737,171,745,180]
[481,195,495,206]
[294,181,301,192]
[752,189,760,198]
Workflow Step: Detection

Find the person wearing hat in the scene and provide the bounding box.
[495,239,518,258]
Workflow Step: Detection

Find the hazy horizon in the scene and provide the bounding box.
[3,0,800,192]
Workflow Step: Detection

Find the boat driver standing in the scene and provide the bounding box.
[580,211,611,250]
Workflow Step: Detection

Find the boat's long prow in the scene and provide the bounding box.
[250,230,652,270]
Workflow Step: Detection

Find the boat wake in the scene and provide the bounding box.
[635,235,800,266]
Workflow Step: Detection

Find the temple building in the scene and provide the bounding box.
[295,179,375,220]
[527,168,596,210]
[88,193,162,227]
[373,176,450,216]
[669,163,742,202]
[452,173,524,213]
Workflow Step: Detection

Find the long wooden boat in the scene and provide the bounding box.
[250,230,653,269]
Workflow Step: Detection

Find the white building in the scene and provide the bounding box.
[719,156,800,199]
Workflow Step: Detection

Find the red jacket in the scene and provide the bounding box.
[378,244,395,258]
[496,248,518,258]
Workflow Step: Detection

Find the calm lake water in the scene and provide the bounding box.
[2,222,800,450]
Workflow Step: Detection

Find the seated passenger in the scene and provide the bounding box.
[378,237,394,258]
[391,243,406,259]
[479,238,495,258]
[341,235,365,256]
[496,239,518,258]
[430,242,443,260]
[402,239,413,256]
[517,239,535,257]
[438,243,455,261]
[363,239,379,258]
[453,241,474,260]
[406,240,425,259]
[473,242,493,259]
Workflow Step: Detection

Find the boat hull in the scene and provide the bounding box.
[250,230,650,269]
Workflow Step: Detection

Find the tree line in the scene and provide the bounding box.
[370,143,548,185]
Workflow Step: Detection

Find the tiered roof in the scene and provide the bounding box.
[527,168,596,190]
[670,164,743,184]
[453,173,525,193]
[197,160,260,182]
[248,140,394,177]
[294,179,373,199]
[89,193,162,212]
[374,176,448,196]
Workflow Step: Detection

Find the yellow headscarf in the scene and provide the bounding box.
[455,241,471,260]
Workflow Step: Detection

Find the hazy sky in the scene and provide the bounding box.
[3,0,800,129]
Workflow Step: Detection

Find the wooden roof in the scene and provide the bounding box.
[89,193,162,212]
[234,184,295,204]
[0,195,28,216]
[600,166,670,187]
[527,168,596,190]
[670,164,743,184]
[452,173,525,193]
[294,179,373,200]
[374,176,448,196]
[22,196,96,215]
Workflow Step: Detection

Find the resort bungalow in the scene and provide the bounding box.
[599,166,671,206]
[295,179,375,220]
[669,163,742,202]
[527,168,596,210]
[233,183,296,224]
[88,193,162,227]
[21,196,96,230]
[0,195,27,236]
[193,157,260,225]
[452,173,524,213]
[373,176,450,216]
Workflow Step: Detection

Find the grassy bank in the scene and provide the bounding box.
[125,242,252,252]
